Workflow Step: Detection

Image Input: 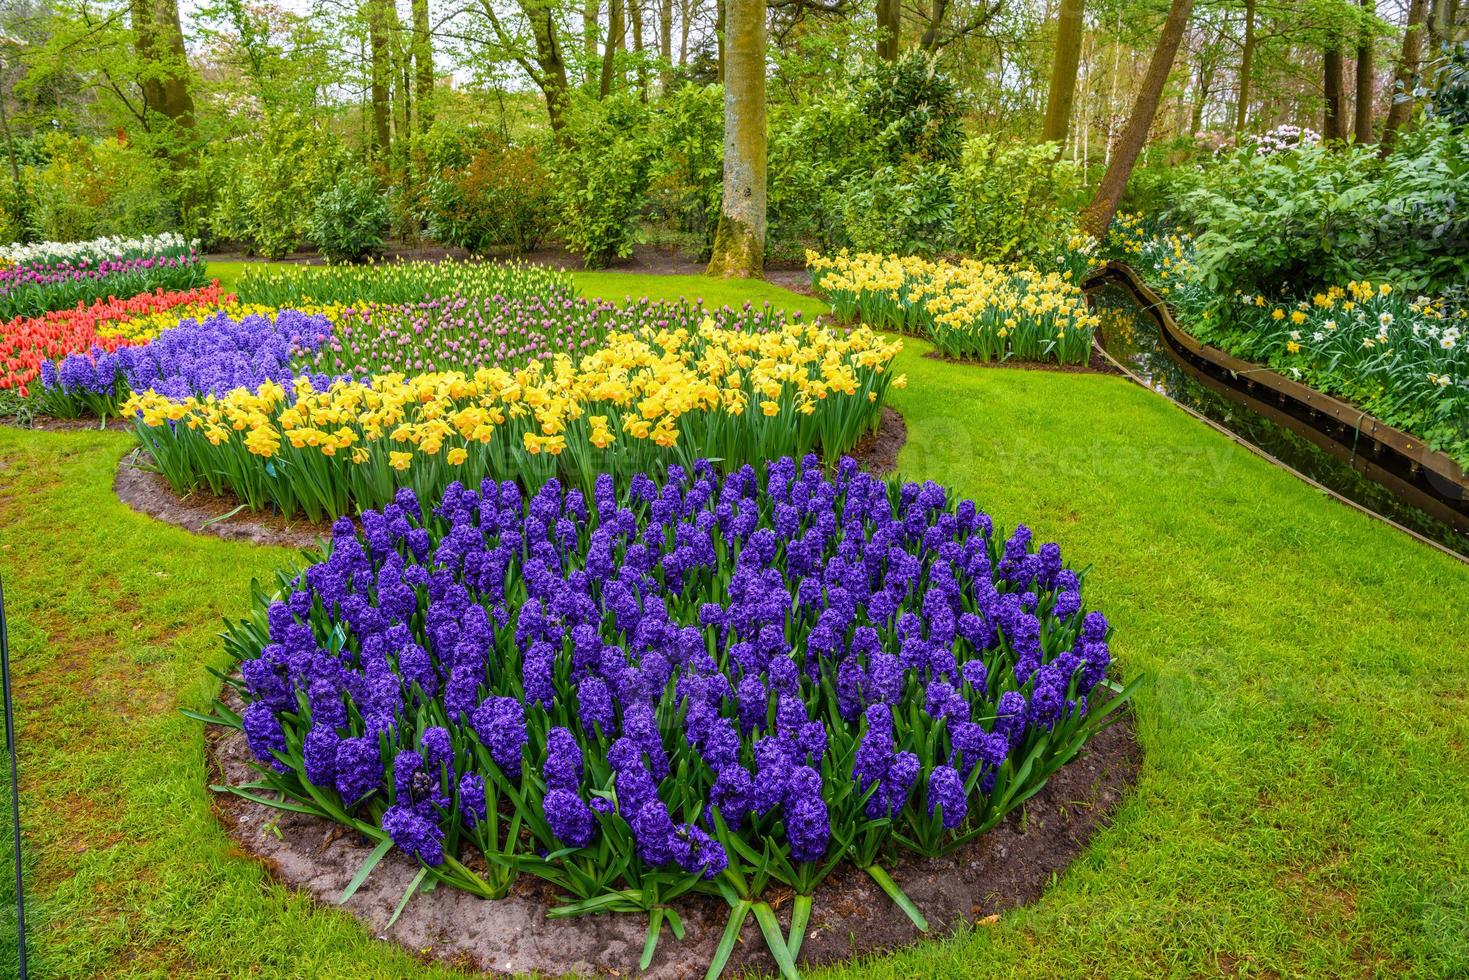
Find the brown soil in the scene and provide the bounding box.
[845,407,907,477]
[207,700,1139,980]
[6,415,131,432]
[922,346,1122,377]
[114,450,329,549]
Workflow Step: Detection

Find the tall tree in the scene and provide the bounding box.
[412,0,434,131]
[876,0,900,59]
[1323,41,1344,138]
[367,0,392,156]
[584,0,600,84]
[1234,0,1255,130]
[130,0,195,133]
[1381,0,1429,149]
[659,0,673,88]
[1353,0,1373,141]
[600,0,626,95]
[630,0,649,99]
[1042,0,1086,144]
[707,0,765,277]
[478,0,573,129]
[1083,0,1195,237]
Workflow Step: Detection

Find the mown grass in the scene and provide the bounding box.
[1,273,1466,978]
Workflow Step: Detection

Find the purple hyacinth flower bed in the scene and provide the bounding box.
[208,455,1133,977]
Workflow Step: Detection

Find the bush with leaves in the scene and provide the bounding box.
[647,83,726,259]
[209,114,346,259]
[766,93,880,260]
[857,52,965,167]
[20,134,177,242]
[549,94,655,268]
[1183,125,1469,299]
[952,137,1084,265]
[425,135,555,255]
[309,166,390,263]
[840,162,956,256]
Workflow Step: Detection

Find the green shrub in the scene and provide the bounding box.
[766,93,879,259]
[1183,125,1469,297]
[425,136,554,254]
[857,52,965,166]
[647,83,725,259]
[952,137,1083,264]
[21,134,177,241]
[309,167,389,263]
[549,94,655,268]
[840,161,955,256]
[209,114,346,259]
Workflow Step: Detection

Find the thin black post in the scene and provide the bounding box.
[0,577,25,979]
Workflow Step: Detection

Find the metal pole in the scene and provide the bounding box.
[0,576,26,979]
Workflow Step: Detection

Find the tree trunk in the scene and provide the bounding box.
[716,0,726,83]
[1042,0,1086,144]
[659,0,673,89]
[1083,0,1194,238]
[412,0,434,130]
[1323,44,1344,140]
[523,0,572,129]
[707,0,765,278]
[876,0,901,60]
[367,0,392,157]
[1381,0,1429,151]
[679,0,692,65]
[601,0,625,96]
[1234,0,1254,131]
[153,0,195,130]
[1353,0,1373,142]
[630,0,649,100]
[131,0,195,132]
[919,0,948,51]
[584,0,600,85]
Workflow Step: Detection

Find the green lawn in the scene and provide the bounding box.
[2,274,1466,977]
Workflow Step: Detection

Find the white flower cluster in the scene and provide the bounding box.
[1250,124,1321,155]
[0,232,197,266]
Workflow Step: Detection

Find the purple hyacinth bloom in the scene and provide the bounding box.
[302,725,339,786]
[785,765,830,862]
[334,735,381,804]
[576,676,615,736]
[472,696,527,776]
[543,726,583,791]
[459,771,488,828]
[927,764,967,829]
[543,788,597,847]
[382,803,445,865]
[242,702,288,772]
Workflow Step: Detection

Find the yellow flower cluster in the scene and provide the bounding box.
[807,249,1097,364]
[1104,212,1194,294]
[123,317,904,467]
[96,302,346,342]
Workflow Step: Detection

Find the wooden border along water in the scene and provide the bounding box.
[1084,261,1469,552]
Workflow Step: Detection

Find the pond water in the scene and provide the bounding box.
[1088,283,1469,560]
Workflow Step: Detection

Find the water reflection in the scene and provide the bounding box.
[1089,284,1469,558]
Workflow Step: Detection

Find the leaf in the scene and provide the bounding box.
[704,901,752,980]
[385,867,428,929]
[786,894,814,962]
[863,864,929,933]
[338,837,395,904]
[751,901,802,980]
[639,908,665,972]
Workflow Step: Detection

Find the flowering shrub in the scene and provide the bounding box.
[808,251,1097,365]
[0,283,228,395]
[0,248,209,320]
[206,456,1132,975]
[123,317,903,520]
